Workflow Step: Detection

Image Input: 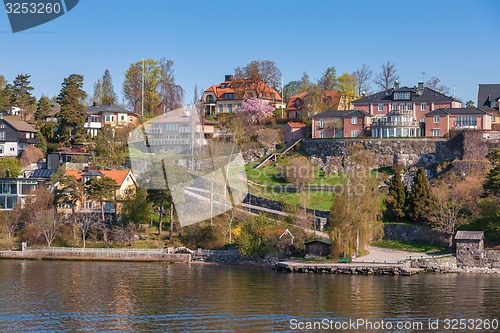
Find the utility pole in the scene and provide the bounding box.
[141,59,145,117]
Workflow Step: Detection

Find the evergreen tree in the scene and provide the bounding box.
[57,74,88,144]
[85,176,117,243]
[11,74,36,119]
[483,148,500,198]
[406,168,432,223]
[35,95,52,122]
[93,69,117,105]
[385,171,406,221]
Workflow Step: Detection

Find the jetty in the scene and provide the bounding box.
[275,261,422,276]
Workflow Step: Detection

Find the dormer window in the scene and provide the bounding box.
[492,101,499,108]
[394,92,411,100]
[223,93,234,99]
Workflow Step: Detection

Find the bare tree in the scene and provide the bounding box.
[1,210,21,249]
[374,61,399,90]
[74,212,100,248]
[285,156,314,190]
[234,60,282,91]
[425,77,450,95]
[35,210,62,247]
[353,64,373,95]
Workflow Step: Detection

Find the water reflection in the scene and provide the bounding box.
[0,260,498,332]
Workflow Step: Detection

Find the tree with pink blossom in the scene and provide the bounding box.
[238,98,274,125]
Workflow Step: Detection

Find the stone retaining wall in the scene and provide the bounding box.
[0,250,191,262]
[275,262,418,275]
[483,250,500,269]
[383,223,449,247]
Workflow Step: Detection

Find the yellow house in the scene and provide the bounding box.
[477,84,500,128]
[57,168,137,215]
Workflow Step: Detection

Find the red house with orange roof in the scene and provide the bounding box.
[202,75,283,116]
[286,90,349,120]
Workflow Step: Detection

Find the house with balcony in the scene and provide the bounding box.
[312,110,371,138]
[477,84,500,129]
[202,75,283,116]
[0,177,46,210]
[85,104,139,137]
[0,117,38,157]
[352,82,461,136]
[424,108,491,137]
[287,90,350,120]
[371,109,420,138]
[57,168,137,217]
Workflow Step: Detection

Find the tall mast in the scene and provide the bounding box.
[141,59,145,117]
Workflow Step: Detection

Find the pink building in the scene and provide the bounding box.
[424,108,491,137]
[311,110,371,138]
[284,122,307,143]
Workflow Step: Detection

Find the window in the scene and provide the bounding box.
[228,104,233,113]
[394,92,411,100]
[392,103,398,111]
[9,148,14,152]
[85,202,94,209]
[432,129,440,137]
[121,115,125,121]
[130,117,134,122]
[399,103,406,111]
[320,130,325,139]
[218,104,224,113]
[378,104,384,112]
[421,103,427,111]
[351,117,357,125]
[319,118,325,128]
[262,92,267,98]
[0,125,5,128]
[0,132,5,140]
[407,103,413,111]
[351,130,358,137]
[492,114,496,122]
[420,118,426,123]
[455,116,477,128]
[491,101,499,108]
[433,116,440,123]
[223,93,235,99]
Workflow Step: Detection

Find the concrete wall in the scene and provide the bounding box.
[0,250,191,262]
[383,223,449,247]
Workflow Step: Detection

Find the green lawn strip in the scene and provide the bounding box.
[371,240,448,254]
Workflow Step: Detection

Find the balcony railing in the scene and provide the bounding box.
[179,127,191,133]
[147,138,191,146]
[371,120,419,127]
[145,127,162,134]
[454,124,477,129]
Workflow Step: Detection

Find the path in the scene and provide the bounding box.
[356,246,432,263]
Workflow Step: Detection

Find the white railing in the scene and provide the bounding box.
[29,246,172,253]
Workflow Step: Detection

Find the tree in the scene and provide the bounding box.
[425,76,450,95]
[234,60,282,90]
[55,175,84,216]
[0,75,12,111]
[374,61,400,90]
[285,156,314,190]
[120,187,152,226]
[329,174,384,257]
[428,176,483,247]
[75,212,99,248]
[0,210,21,249]
[158,58,184,112]
[283,80,300,103]
[353,64,373,95]
[123,59,162,115]
[337,73,358,106]
[483,148,500,198]
[385,171,406,221]
[406,168,432,223]
[10,74,36,120]
[466,100,475,108]
[85,176,117,242]
[35,95,52,122]
[57,74,88,144]
[238,98,274,125]
[35,210,62,247]
[0,157,22,177]
[318,67,338,91]
[100,69,118,105]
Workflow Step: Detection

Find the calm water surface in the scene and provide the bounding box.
[0,260,499,332]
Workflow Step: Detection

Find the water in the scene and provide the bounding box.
[0,260,499,332]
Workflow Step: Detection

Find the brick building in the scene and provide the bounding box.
[424,108,491,137]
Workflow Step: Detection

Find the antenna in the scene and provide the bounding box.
[420,72,426,82]
[281,74,284,119]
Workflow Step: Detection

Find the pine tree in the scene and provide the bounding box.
[11,74,36,119]
[385,171,406,221]
[35,95,52,122]
[406,168,432,223]
[57,74,88,144]
[483,148,500,198]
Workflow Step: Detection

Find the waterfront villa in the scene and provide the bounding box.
[0,117,38,157]
[202,75,283,116]
[424,108,491,137]
[287,90,349,120]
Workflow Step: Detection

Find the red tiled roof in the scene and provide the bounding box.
[287,122,306,128]
[204,79,282,102]
[287,90,341,112]
[63,169,133,187]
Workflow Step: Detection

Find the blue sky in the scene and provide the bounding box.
[1,0,499,105]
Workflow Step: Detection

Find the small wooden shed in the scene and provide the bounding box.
[305,239,332,257]
[455,231,484,268]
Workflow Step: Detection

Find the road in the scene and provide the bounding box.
[356,246,433,263]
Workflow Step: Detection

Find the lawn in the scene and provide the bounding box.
[371,240,448,254]
[249,185,334,211]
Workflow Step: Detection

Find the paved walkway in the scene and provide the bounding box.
[356,246,432,263]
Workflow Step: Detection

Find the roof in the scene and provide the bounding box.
[353,86,458,105]
[63,169,134,187]
[286,121,306,128]
[305,238,332,245]
[312,109,371,119]
[86,104,137,115]
[204,79,282,102]
[455,231,484,240]
[287,90,341,111]
[477,84,500,111]
[31,169,57,179]
[426,108,487,116]
[3,118,37,132]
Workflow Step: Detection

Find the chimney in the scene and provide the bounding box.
[417,81,424,89]
[224,74,233,82]
[361,91,366,97]
[394,80,400,89]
